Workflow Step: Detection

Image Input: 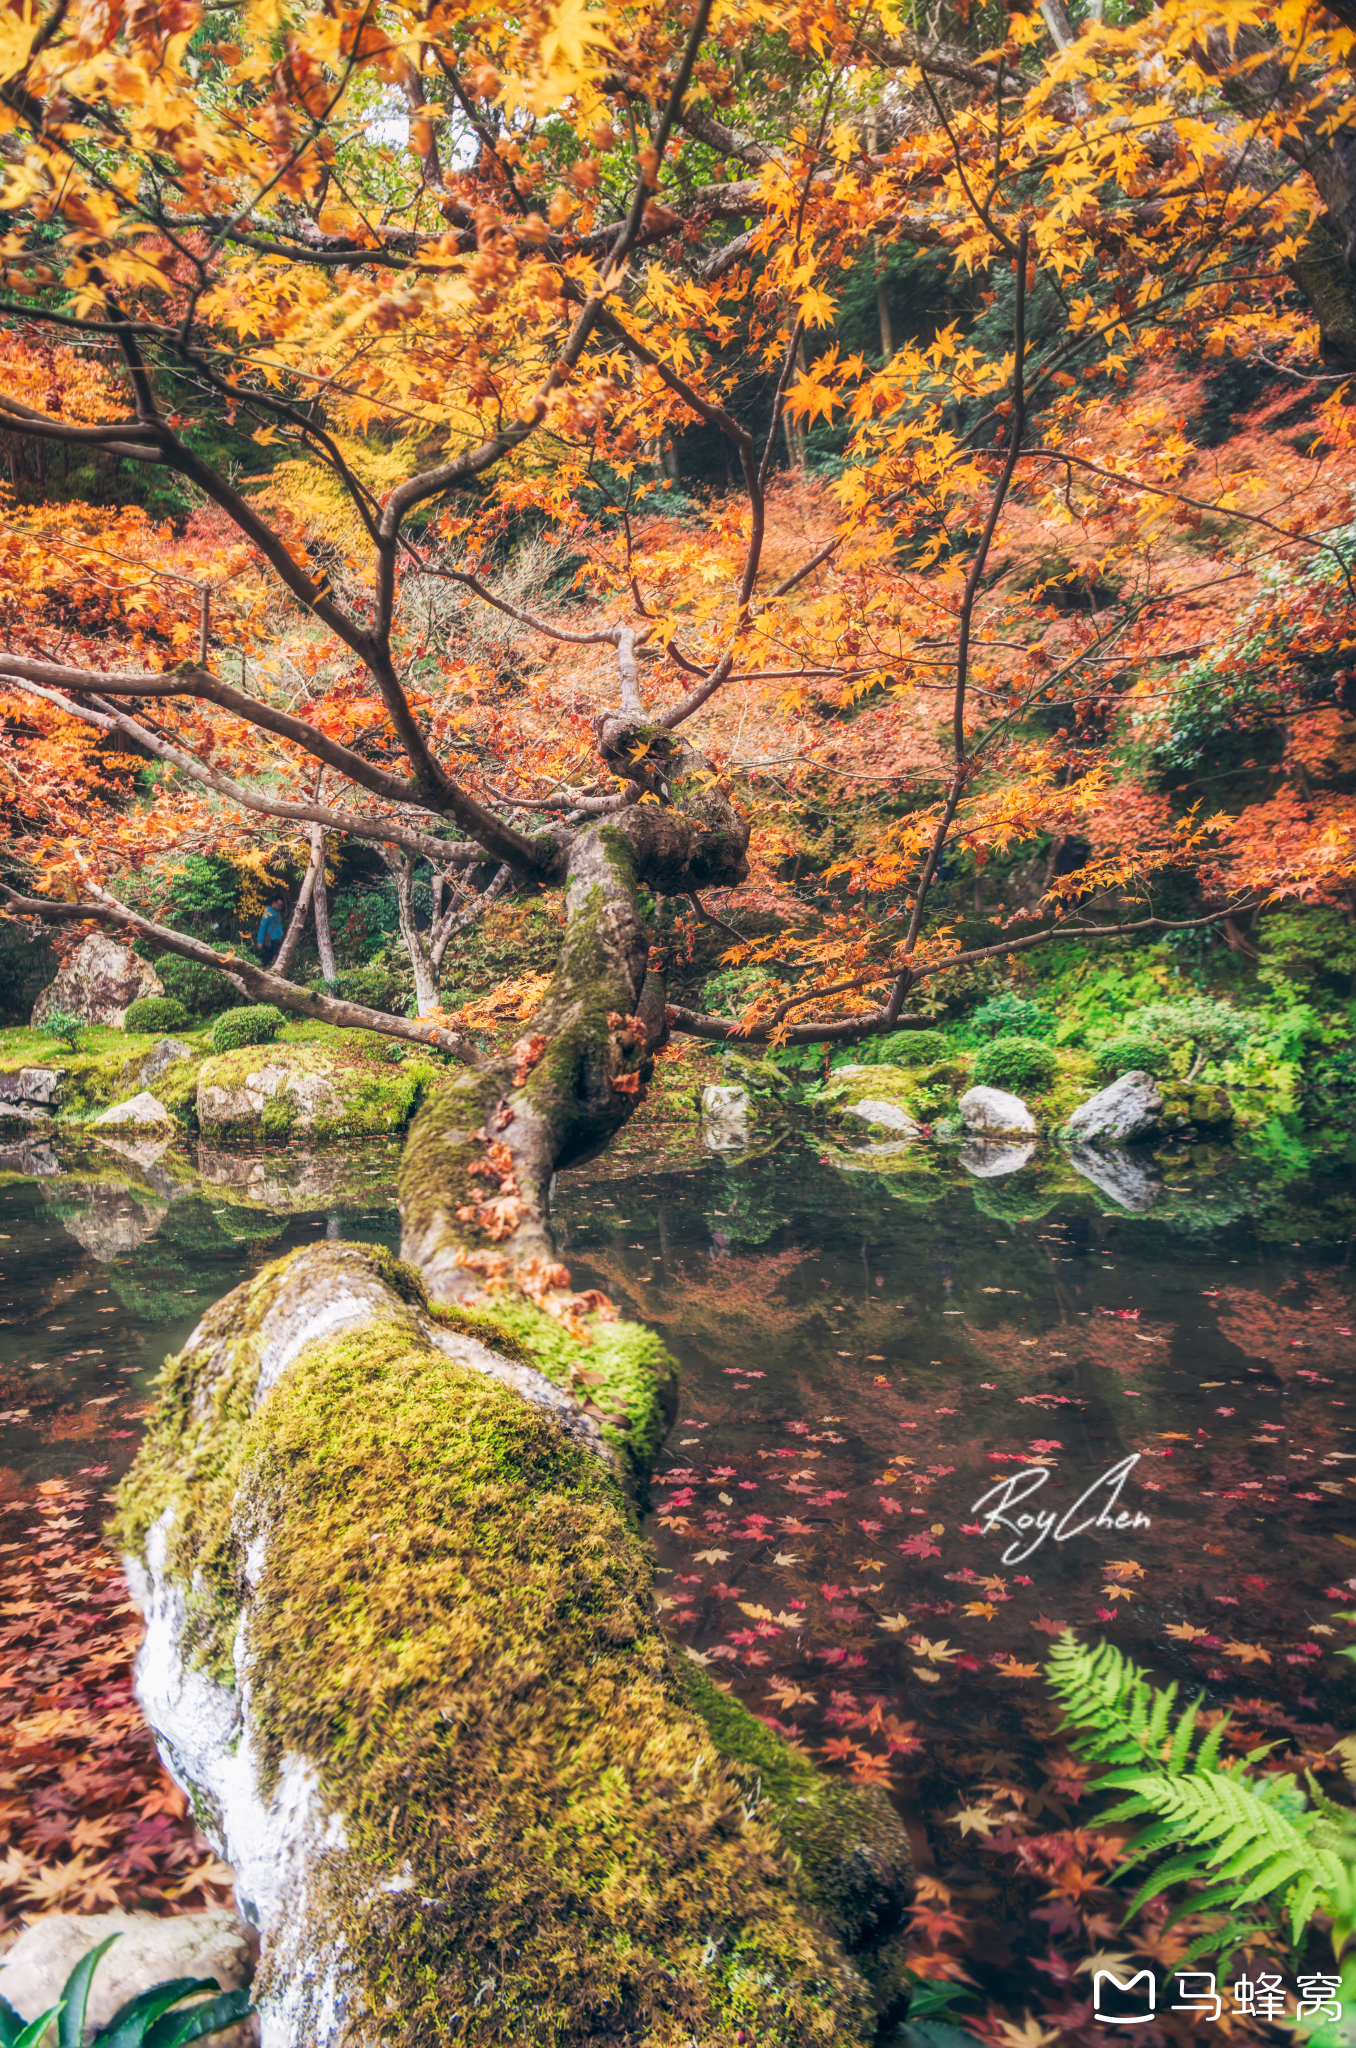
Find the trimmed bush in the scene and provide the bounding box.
[972,992,1053,1039]
[1092,1033,1173,1082]
[210,1003,286,1054]
[849,1028,949,1067]
[972,1035,1058,1092]
[123,995,189,1035]
[153,951,246,1018]
[320,953,412,1015]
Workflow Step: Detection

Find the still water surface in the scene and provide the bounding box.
[2,1120,1353,2023]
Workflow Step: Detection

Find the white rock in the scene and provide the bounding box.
[93,1090,172,1127]
[0,1909,255,2044]
[959,1085,1036,1136]
[1064,1071,1163,1148]
[844,1098,920,1136]
[961,1138,1035,1178]
[700,1083,749,1150]
[0,1099,51,1127]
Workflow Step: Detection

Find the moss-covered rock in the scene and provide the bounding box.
[115,1243,910,2048]
[197,1039,432,1144]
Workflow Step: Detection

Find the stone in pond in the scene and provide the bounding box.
[960,1138,1035,1178]
[1064,1070,1163,1148]
[1067,1142,1162,1213]
[94,1091,172,1127]
[31,934,162,1028]
[844,1098,920,1136]
[959,1085,1036,1137]
[0,1909,255,2047]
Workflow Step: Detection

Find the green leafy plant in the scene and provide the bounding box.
[1046,1632,1356,1968]
[36,1008,83,1053]
[971,1036,1057,1092]
[209,1003,286,1054]
[1091,1032,1174,1082]
[971,992,1052,1040]
[122,996,189,1036]
[0,1932,254,2047]
[838,1028,950,1067]
[1135,998,1250,1081]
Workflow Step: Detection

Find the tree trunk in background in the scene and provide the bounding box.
[311,826,336,984]
[273,835,322,981]
[876,274,893,362]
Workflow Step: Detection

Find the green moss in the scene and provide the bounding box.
[198,1040,429,1143]
[460,1292,678,1495]
[114,1245,908,2046]
[398,1070,506,1259]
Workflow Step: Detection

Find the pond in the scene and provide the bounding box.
[3,1115,1354,2036]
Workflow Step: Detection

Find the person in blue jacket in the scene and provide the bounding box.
[256,898,285,964]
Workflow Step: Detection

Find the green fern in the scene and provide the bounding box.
[1046,1631,1356,1965]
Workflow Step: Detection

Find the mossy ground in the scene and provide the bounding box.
[114,1243,909,2047]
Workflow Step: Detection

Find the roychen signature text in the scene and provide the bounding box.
[969,1453,1150,1566]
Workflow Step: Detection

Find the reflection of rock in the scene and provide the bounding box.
[136,1038,193,1089]
[959,1085,1036,1136]
[1064,1071,1162,1148]
[59,1186,169,1259]
[700,1084,749,1150]
[0,1065,63,1105]
[94,1090,172,1127]
[961,1138,1035,1178]
[0,1910,256,2048]
[1067,1142,1162,1212]
[0,1099,51,1130]
[96,1131,176,1171]
[0,1136,59,1176]
[844,1099,920,1136]
[31,933,162,1028]
[197,1140,401,1213]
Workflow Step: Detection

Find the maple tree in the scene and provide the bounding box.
[0,0,1353,1293]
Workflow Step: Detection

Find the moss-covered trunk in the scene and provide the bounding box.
[113,736,914,2044]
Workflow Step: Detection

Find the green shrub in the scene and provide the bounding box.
[845,1028,949,1067]
[153,951,247,1018]
[36,1007,83,1052]
[972,1036,1057,1092]
[319,951,412,1015]
[123,995,189,1035]
[210,1003,286,1053]
[1091,1033,1173,1082]
[700,964,779,1017]
[972,991,1053,1039]
[1136,998,1249,1078]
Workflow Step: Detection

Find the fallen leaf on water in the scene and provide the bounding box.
[692,1548,731,1564]
[878,1612,911,1632]
[1164,1622,1209,1642]
[992,1656,1041,1678]
[1223,1640,1272,1665]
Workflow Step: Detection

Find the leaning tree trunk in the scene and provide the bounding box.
[114,714,915,2047]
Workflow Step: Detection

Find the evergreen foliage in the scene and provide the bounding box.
[971,1037,1057,1092]
[209,1005,286,1054]
[123,996,188,1036]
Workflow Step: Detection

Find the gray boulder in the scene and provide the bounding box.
[844,1098,920,1136]
[32,934,162,1028]
[1067,1142,1162,1213]
[0,1065,63,1105]
[959,1085,1036,1137]
[0,1098,51,1130]
[1064,1070,1162,1148]
[94,1090,172,1127]
[138,1038,194,1088]
[0,1909,256,2046]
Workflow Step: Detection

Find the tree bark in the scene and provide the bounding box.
[273,835,322,981]
[312,827,336,983]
